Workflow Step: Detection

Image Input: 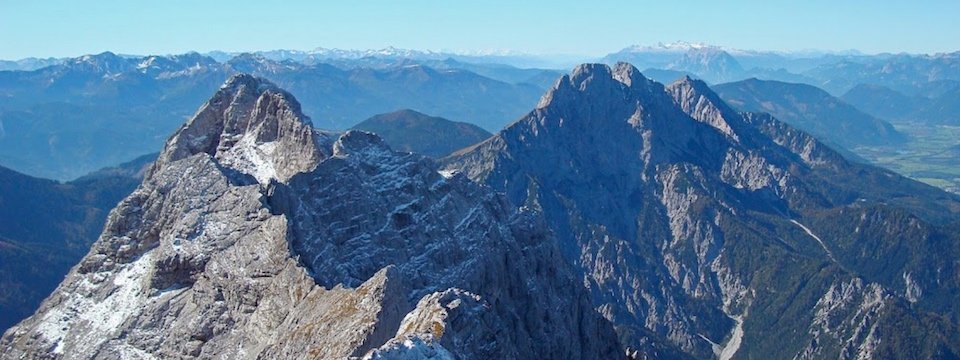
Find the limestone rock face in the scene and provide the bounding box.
[155,73,325,184]
[0,75,623,359]
[446,63,960,359]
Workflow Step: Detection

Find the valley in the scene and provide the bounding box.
[853,122,960,194]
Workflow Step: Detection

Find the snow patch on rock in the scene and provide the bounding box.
[363,334,455,360]
[218,134,279,183]
[35,252,154,355]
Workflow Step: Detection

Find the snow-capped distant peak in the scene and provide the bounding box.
[136,56,162,71]
[623,41,719,53]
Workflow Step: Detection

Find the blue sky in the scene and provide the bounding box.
[2,0,958,59]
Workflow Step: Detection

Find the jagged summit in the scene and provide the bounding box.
[610,62,647,86]
[539,62,656,108]
[331,129,392,160]
[472,63,736,190]
[215,73,301,106]
[666,75,733,113]
[669,75,709,91]
[532,64,694,141]
[156,73,322,184]
[666,75,743,141]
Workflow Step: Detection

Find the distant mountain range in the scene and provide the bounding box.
[0,57,65,72]
[224,53,543,130]
[216,46,582,69]
[0,51,545,180]
[0,52,228,180]
[605,42,960,104]
[842,83,960,125]
[608,41,866,70]
[605,45,748,83]
[804,52,960,95]
[2,43,959,181]
[0,46,579,71]
[603,42,849,84]
[713,78,907,150]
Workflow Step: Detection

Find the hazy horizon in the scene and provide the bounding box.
[1,41,956,64]
[2,0,958,60]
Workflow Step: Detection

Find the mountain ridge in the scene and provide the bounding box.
[352,109,492,158]
[714,78,908,149]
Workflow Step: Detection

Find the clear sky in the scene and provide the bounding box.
[2,0,958,59]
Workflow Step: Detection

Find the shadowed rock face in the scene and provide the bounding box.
[446,63,960,359]
[0,74,623,359]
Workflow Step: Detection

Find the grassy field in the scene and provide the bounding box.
[853,123,960,194]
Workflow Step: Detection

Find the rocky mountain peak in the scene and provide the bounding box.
[567,63,613,87]
[666,75,742,140]
[561,62,651,92]
[216,72,288,99]
[611,62,646,86]
[65,51,133,74]
[332,129,391,159]
[154,73,322,184]
[667,48,745,83]
[447,62,960,358]
[670,75,707,91]
[536,62,665,117]
[666,75,723,107]
[451,63,752,196]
